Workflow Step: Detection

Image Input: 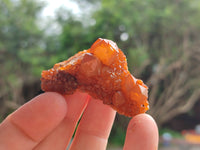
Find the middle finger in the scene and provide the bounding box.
[69,97,116,150]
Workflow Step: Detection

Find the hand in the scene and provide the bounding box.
[0,92,158,150]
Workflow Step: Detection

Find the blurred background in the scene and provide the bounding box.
[1,0,200,149]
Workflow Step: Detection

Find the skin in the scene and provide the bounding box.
[0,91,158,150]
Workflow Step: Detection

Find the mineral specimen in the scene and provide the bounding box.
[41,38,149,117]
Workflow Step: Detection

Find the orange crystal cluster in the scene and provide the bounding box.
[41,38,149,117]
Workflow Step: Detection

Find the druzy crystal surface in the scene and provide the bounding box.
[41,38,149,117]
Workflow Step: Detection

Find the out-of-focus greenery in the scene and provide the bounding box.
[159,128,183,138]
[108,122,126,146]
[58,0,200,73]
[0,0,46,76]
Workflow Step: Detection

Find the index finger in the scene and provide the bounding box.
[0,92,67,150]
[123,114,159,150]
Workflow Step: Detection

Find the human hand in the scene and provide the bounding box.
[0,91,158,150]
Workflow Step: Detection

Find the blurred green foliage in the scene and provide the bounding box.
[1,0,200,78]
[159,128,183,138]
[108,122,126,146]
[0,0,46,77]
[56,0,200,74]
